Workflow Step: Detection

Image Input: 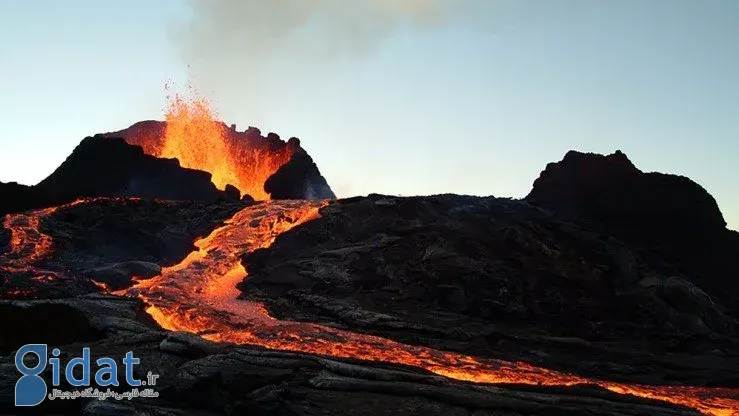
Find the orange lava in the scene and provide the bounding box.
[125,86,294,200]
[0,198,137,294]
[0,199,90,277]
[3,199,738,415]
[116,201,738,416]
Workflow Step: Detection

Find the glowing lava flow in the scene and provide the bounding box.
[111,200,739,416]
[0,199,93,280]
[2,197,141,268]
[2,199,738,415]
[0,198,140,296]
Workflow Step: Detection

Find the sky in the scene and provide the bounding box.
[0,1,737,230]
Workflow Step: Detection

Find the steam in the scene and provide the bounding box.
[172,0,450,117]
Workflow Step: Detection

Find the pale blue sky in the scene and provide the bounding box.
[1,1,737,229]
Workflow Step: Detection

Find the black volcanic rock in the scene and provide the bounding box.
[266,143,337,200]
[2,193,738,413]
[0,295,699,416]
[0,181,44,214]
[1,120,334,217]
[0,301,104,355]
[525,150,739,316]
[36,135,225,203]
[0,135,232,216]
[525,150,726,231]
[239,195,739,386]
[40,198,249,266]
[99,119,166,149]
[224,184,241,200]
[87,261,162,290]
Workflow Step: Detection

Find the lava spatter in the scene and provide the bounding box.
[120,86,294,200]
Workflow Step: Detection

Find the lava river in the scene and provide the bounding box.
[3,199,739,415]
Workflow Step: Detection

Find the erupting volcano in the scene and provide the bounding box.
[160,94,293,200]
[1,97,738,414]
[128,88,292,200]
[102,84,334,202]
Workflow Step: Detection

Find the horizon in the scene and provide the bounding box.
[1,1,737,230]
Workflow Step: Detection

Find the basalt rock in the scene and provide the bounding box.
[36,136,226,203]
[0,300,105,355]
[265,144,336,200]
[1,193,737,414]
[224,184,241,200]
[239,194,739,385]
[0,296,704,416]
[525,150,726,234]
[525,150,739,316]
[0,181,44,215]
[0,136,231,215]
[87,261,162,290]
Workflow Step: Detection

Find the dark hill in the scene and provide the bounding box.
[0,136,232,216]
[0,181,44,215]
[265,137,336,200]
[525,150,726,232]
[36,136,227,202]
[525,150,739,316]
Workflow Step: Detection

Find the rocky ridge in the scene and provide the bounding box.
[0,136,236,216]
[525,150,739,316]
[1,149,737,415]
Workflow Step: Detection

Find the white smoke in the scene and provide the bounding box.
[171,0,451,117]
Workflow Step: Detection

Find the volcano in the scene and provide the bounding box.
[1,119,738,414]
[99,90,334,202]
[100,120,335,202]
[0,110,334,217]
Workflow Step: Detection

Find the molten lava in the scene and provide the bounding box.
[2,199,739,415]
[118,201,738,416]
[0,199,89,282]
[0,198,138,296]
[122,86,294,200]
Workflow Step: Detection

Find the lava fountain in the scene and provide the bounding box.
[121,85,295,200]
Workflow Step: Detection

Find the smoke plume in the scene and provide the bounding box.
[172,0,449,117]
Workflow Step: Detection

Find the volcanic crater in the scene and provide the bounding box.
[1,107,738,415]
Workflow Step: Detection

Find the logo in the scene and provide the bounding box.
[15,344,159,407]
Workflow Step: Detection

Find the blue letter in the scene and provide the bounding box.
[95,358,119,387]
[14,344,47,406]
[49,348,61,386]
[123,352,141,386]
[65,347,90,387]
